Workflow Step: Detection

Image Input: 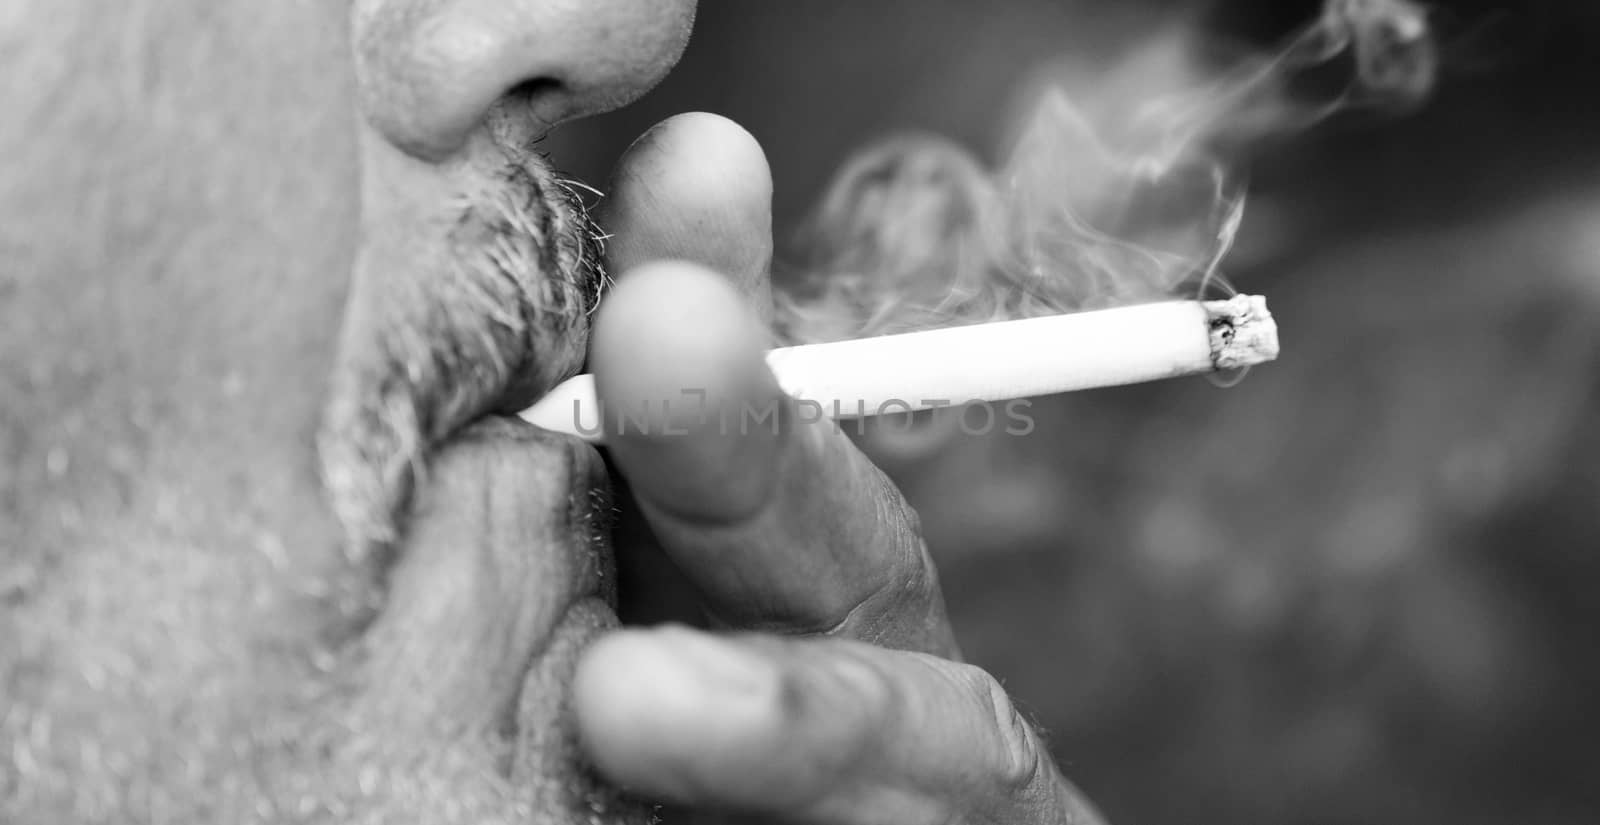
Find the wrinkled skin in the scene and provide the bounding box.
[0,1,1102,823]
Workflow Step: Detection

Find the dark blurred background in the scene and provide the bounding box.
[549,2,1600,823]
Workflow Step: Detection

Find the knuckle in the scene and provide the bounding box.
[863,538,935,609]
[875,464,924,541]
[951,663,1047,795]
[835,466,941,624]
[871,468,937,602]
[833,651,903,730]
[776,648,902,769]
[777,644,897,717]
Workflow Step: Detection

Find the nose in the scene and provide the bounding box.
[354,0,697,161]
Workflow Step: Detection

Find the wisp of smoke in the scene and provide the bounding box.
[777,0,1437,344]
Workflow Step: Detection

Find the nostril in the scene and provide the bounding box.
[354,0,697,163]
[505,77,564,103]
[500,77,570,126]
[483,77,572,145]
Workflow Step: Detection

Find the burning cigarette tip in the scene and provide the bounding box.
[1206,294,1280,370]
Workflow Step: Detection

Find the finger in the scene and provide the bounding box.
[600,111,773,316]
[590,263,957,655]
[572,626,1105,825]
[326,419,647,822]
[594,111,777,628]
[593,112,953,652]
[595,111,780,633]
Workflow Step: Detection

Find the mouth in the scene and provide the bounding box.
[317,123,609,558]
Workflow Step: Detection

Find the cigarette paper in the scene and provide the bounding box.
[520,294,1279,441]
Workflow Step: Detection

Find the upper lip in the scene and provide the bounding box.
[318,123,604,553]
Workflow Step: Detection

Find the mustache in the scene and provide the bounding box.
[318,142,607,555]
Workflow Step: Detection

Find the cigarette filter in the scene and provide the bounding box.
[521,294,1279,441]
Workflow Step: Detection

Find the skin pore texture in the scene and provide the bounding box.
[2,1,1102,823]
[1,0,685,821]
[2,2,370,819]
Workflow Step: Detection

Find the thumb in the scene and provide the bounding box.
[572,626,1105,825]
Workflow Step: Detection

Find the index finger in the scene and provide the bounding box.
[591,262,958,657]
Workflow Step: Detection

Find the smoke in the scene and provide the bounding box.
[776,0,1437,344]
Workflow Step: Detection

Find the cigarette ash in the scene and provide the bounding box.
[1206,294,1281,371]
[776,0,1435,346]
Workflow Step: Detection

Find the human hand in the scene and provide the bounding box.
[572,112,1107,825]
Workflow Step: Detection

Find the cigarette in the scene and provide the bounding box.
[520,294,1279,441]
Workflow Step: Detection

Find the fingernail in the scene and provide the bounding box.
[603,112,773,300]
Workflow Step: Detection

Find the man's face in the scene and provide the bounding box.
[1,1,692,821]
